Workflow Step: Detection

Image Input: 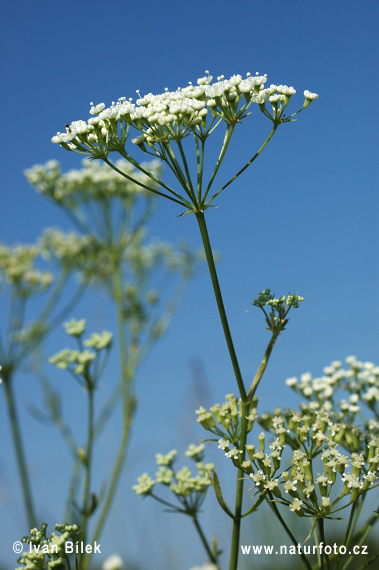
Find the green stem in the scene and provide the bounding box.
[195,211,247,401]
[163,142,191,197]
[86,400,134,561]
[192,514,219,565]
[104,156,190,208]
[319,518,330,570]
[247,333,279,400]
[64,455,82,522]
[205,125,278,206]
[80,383,95,550]
[202,124,234,205]
[342,500,360,560]
[195,136,205,203]
[268,497,312,570]
[340,500,375,570]
[176,139,197,204]
[3,373,37,529]
[228,403,249,570]
[84,259,136,569]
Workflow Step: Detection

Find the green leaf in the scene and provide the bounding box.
[209,471,234,518]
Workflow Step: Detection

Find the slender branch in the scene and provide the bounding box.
[176,139,198,205]
[318,518,330,570]
[94,383,120,439]
[192,514,219,565]
[84,258,136,569]
[64,455,82,522]
[205,125,278,205]
[247,333,279,400]
[202,124,234,205]
[195,211,247,401]
[195,136,202,203]
[3,373,37,529]
[80,384,95,550]
[267,497,313,570]
[345,508,379,570]
[104,156,190,208]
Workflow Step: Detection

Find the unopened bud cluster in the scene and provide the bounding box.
[16,523,80,570]
[133,444,214,514]
[196,394,258,446]
[49,319,112,382]
[252,289,304,335]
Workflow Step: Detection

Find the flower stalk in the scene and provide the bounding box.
[195,211,247,402]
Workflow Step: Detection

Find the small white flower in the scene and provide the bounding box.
[103,554,123,570]
[290,498,303,512]
[303,90,319,101]
[90,102,106,115]
[322,497,330,508]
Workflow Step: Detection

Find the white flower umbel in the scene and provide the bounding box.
[52,71,318,214]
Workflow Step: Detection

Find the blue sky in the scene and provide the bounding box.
[1,1,378,568]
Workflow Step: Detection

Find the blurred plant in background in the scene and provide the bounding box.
[3,158,200,570]
[0,236,87,530]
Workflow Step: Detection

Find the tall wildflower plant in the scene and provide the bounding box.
[48,71,377,568]
[21,159,200,569]
[50,70,321,568]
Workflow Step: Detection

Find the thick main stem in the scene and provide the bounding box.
[4,374,37,529]
[195,211,249,570]
[195,211,247,401]
[229,403,249,570]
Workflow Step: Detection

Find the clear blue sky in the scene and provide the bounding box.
[1,1,378,568]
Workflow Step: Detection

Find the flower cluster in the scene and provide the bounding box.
[252,289,304,335]
[49,319,112,382]
[221,403,379,523]
[133,444,214,514]
[52,71,318,155]
[285,356,379,435]
[196,394,258,445]
[38,226,199,314]
[15,523,80,570]
[51,71,318,216]
[0,243,53,296]
[25,158,161,207]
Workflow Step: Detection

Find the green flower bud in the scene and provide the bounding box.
[322,497,331,514]
[246,444,256,462]
[258,432,265,453]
